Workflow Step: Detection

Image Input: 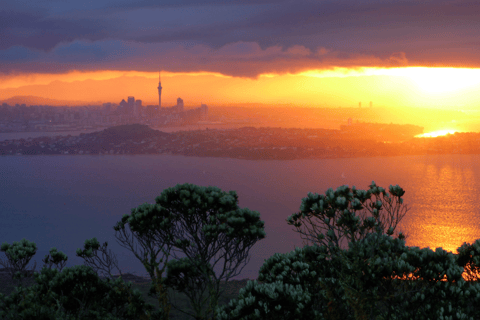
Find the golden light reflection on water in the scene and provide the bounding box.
[404,157,480,253]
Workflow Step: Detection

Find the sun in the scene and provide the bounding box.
[415,129,459,138]
[296,67,480,102]
[389,67,480,94]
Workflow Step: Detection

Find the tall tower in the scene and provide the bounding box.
[157,71,162,108]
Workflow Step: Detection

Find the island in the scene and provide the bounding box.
[1,123,479,160]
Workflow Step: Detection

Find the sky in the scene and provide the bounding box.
[2,0,480,112]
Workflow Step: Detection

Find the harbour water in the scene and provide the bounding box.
[1,153,479,281]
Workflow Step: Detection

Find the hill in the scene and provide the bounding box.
[89,124,170,142]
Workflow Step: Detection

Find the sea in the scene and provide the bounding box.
[1,130,480,281]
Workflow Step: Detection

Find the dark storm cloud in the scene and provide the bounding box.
[1,0,480,77]
[0,9,115,51]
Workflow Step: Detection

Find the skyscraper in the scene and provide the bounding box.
[157,71,162,108]
[127,96,135,114]
[134,100,142,116]
[177,98,184,112]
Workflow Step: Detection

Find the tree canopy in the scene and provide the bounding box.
[114,183,266,320]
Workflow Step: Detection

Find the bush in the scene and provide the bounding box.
[217,183,480,320]
[0,239,165,320]
[4,182,480,320]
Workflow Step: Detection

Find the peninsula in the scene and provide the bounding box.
[1,124,479,160]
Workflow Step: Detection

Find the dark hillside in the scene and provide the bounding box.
[88,124,169,142]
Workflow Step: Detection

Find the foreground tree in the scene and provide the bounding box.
[286,182,410,316]
[286,181,409,251]
[0,183,266,320]
[110,201,181,319]
[137,183,266,320]
[217,182,480,319]
[217,182,410,319]
[6,182,480,319]
[331,233,475,319]
[215,244,331,320]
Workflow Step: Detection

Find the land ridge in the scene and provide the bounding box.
[1,123,479,160]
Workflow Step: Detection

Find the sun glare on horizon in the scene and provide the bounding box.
[415,129,460,138]
[300,66,480,102]
[3,67,480,111]
[389,67,480,95]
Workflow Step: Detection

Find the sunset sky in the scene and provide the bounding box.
[2,0,480,111]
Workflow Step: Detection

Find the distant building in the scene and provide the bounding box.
[369,101,373,108]
[127,97,135,114]
[359,102,361,108]
[103,103,112,113]
[116,97,136,115]
[134,100,142,116]
[176,98,184,112]
[348,118,352,126]
[118,99,128,115]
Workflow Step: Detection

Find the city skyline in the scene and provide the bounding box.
[1,1,480,118]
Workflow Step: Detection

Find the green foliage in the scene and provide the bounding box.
[216,183,480,320]
[0,209,175,319]
[0,238,42,286]
[216,232,480,320]
[286,181,408,252]
[146,183,266,320]
[4,182,480,320]
[0,241,163,319]
[216,245,332,320]
[216,278,319,320]
[0,183,266,320]
[113,200,177,320]
[333,233,472,319]
[456,239,480,281]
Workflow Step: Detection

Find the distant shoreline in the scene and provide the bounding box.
[2,152,480,162]
[0,123,252,141]
[2,124,479,160]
